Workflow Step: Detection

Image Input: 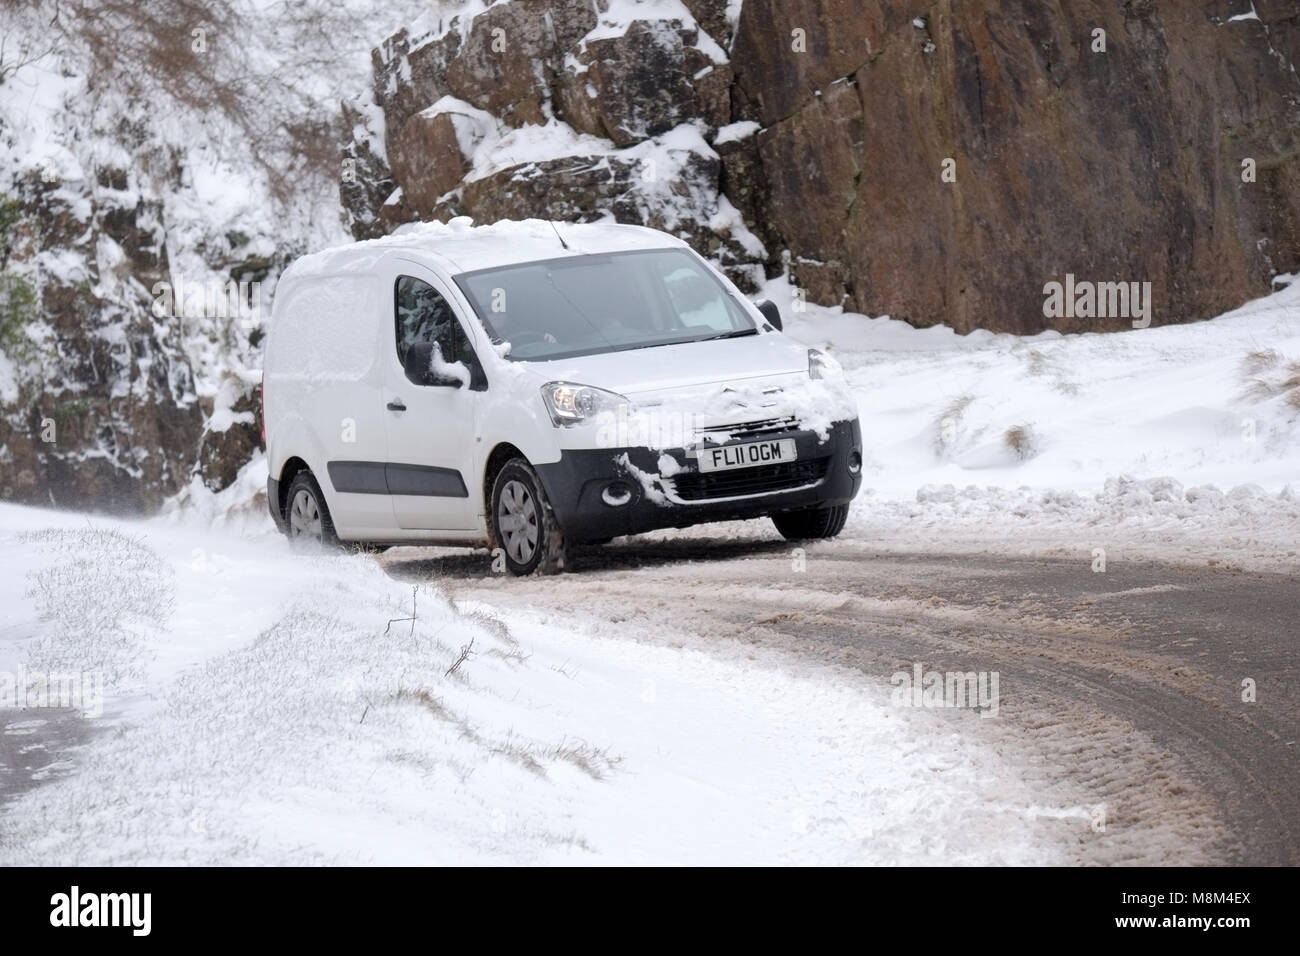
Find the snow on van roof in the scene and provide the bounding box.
[281,218,688,280]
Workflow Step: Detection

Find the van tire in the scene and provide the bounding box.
[284,470,340,548]
[490,458,566,576]
[771,504,849,541]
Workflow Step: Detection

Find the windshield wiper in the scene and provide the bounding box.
[698,328,759,342]
[585,329,760,355]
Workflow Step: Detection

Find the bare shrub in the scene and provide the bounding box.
[0,4,57,84]
[444,637,475,678]
[43,0,340,207]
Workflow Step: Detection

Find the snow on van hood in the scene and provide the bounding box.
[519,331,810,395]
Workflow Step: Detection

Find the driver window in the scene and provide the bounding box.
[395,275,475,379]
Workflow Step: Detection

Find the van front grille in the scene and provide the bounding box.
[668,457,830,501]
[697,416,798,439]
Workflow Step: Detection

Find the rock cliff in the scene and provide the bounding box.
[347,0,1300,333]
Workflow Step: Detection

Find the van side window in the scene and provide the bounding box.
[394,275,471,371]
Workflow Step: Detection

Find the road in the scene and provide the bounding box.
[382,535,1299,865]
[0,708,94,811]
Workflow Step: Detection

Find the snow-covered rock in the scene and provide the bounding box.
[346,0,766,289]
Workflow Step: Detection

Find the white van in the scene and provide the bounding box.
[262,219,862,574]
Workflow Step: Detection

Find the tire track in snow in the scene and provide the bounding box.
[384,539,1299,865]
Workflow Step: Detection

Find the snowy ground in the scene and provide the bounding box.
[2,277,1298,864]
[0,504,1087,865]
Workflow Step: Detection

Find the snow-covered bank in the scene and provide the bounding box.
[781,274,1300,498]
[0,504,1087,865]
[756,274,1300,571]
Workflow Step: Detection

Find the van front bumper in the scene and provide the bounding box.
[535,419,862,543]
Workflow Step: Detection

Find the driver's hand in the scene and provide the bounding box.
[543,332,557,344]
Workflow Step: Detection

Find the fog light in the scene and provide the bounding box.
[601,481,633,507]
[848,451,862,474]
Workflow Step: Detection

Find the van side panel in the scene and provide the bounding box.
[265,273,393,539]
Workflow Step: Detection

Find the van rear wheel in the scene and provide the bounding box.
[285,470,339,548]
[771,504,849,541]
[490,458,566,575]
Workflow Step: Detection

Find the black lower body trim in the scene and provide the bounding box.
[327,460,387,495]
[327,460,468,498]
[535,419,862,543]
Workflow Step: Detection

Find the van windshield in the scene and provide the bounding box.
[452,248,758,361]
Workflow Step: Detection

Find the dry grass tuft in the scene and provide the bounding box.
[1238,350,1300,406]
[464,609,515,646]
[395,687,620,780]
[540,738,622,780]
[1004,423,1037,460]
[1240,348,1282,376]
[933,393,974,455]
[1283,361,1300,393]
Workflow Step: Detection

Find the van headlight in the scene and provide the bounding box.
[808,348,842,380]
[541,381,629,426]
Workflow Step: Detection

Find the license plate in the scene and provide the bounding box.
[696,438,797,473]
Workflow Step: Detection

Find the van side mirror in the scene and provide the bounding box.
[404,342,465,388]
[756,299,783,331]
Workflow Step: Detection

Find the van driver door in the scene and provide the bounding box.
[382,265,483,531]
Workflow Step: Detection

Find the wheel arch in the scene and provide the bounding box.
[483,442,527,509]
[274,456,314,521]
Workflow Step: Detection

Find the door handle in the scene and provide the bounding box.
[387,399,407,412]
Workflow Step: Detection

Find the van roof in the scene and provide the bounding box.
[282,218,690,280]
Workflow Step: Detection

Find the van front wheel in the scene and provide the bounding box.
[771,504,849,541]
[490,458,566,575]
